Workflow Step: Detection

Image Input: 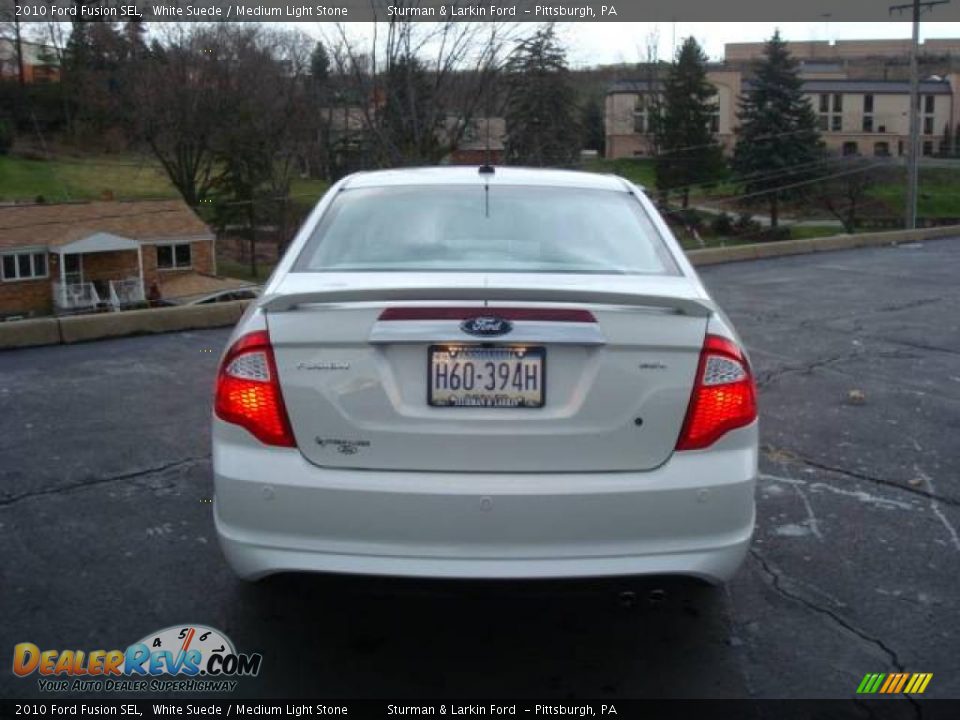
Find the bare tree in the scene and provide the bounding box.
[815,158,878,233]
[326,16,517,167]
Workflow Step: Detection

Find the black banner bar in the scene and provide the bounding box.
[4,700,960,720]
[4,0,960,22]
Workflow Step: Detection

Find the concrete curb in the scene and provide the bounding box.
[1,225,957,350]
[0,300,249,350]
[687,224,960,266]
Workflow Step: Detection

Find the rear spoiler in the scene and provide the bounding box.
[259,287,713,318]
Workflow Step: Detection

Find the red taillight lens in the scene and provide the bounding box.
[676,334,757,451]
[214,330,295,447]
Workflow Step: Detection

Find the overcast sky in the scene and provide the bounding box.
[307,21,960,67]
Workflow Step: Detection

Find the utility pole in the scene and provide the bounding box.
[13,0,26,87]
[889,0,949,230]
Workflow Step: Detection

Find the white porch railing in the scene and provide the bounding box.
[53,281,101,312]
[109,277,145,309]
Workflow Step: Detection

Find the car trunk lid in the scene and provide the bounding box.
[265,273,711,473]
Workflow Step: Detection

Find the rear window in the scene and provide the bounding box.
[293,185,679,275]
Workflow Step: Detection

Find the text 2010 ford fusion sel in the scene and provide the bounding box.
[211,166,757,583]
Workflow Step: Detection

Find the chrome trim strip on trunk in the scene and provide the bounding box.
[368,320,606,345]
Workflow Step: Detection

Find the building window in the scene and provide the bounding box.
[833,94,843,112]
[922,141,934,156]
[709,112,720,133]
[157,243,192,270]
[819,94,830,112]
[873,142,890,157]
[633,95,647,134]
[842,141,859,156]
[862,116,873,132]
[863,94,874,113]
[1,251,48,281]
[924,95,934,114]
[923,116,934,135]
[831,115,842,132]
[818,115,829,131]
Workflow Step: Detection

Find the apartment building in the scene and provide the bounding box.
[0,39,60,84]
[605,39,960,160]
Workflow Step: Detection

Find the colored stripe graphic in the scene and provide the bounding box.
[858,672,933,694]
[905,673,934,694]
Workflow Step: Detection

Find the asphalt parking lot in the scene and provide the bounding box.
[1,238,958,700]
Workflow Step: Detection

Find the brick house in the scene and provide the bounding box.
[0,199,222,319]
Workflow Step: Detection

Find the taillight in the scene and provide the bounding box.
[214,330,295,447]
[676,334,757,451]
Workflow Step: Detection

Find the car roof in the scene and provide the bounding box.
[341,166,630,191]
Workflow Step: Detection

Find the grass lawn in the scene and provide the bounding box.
[868,167,960,218]
[0,154,333,207]
[289,176,331,204]
[787,225,845,240]
[580,157,656,188]
[0,154,179,202]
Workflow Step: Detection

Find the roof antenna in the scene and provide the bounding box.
[478,110,494,175]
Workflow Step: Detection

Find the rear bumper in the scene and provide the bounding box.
[212,421,757,583]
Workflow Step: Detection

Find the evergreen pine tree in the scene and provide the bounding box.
[732,30,824,229]
[503,25,581,167]
[655,37,725,208]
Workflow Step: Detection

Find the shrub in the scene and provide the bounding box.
[710,211,734,236]
[0,118,13,155]
[733,212,761,235]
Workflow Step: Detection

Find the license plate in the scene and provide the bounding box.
[428,346,545,408]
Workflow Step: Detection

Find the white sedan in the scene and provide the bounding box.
[211,167,758,584]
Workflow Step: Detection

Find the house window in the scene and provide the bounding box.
[862,116,873,132]
[833,94,843,112]
[924,95,934,114]
[831,115,842,132]
[1,251,48,281]
[923,116,934,135]
[819,94,829,113]
[863,94,874,113]
[157,243,192,270]
[633,95,651,135]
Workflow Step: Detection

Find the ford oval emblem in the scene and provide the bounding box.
[460,316,513,337]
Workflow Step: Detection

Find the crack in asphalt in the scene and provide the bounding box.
[871,336,960,358]
[755,352,861,389]
[786,295,950,330]
[750,550,923,719]
[763,447,960,508]
[750,548,906,668]
[0,456,210,508]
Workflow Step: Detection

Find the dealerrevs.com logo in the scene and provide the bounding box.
[13,624,262,693]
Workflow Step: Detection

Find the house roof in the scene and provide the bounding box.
[51,232,141,255]
[607,79,663,95]
[798,79,952,94]
[157,272,256,303]
[0,199,212,251]
[608,77,953,96]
